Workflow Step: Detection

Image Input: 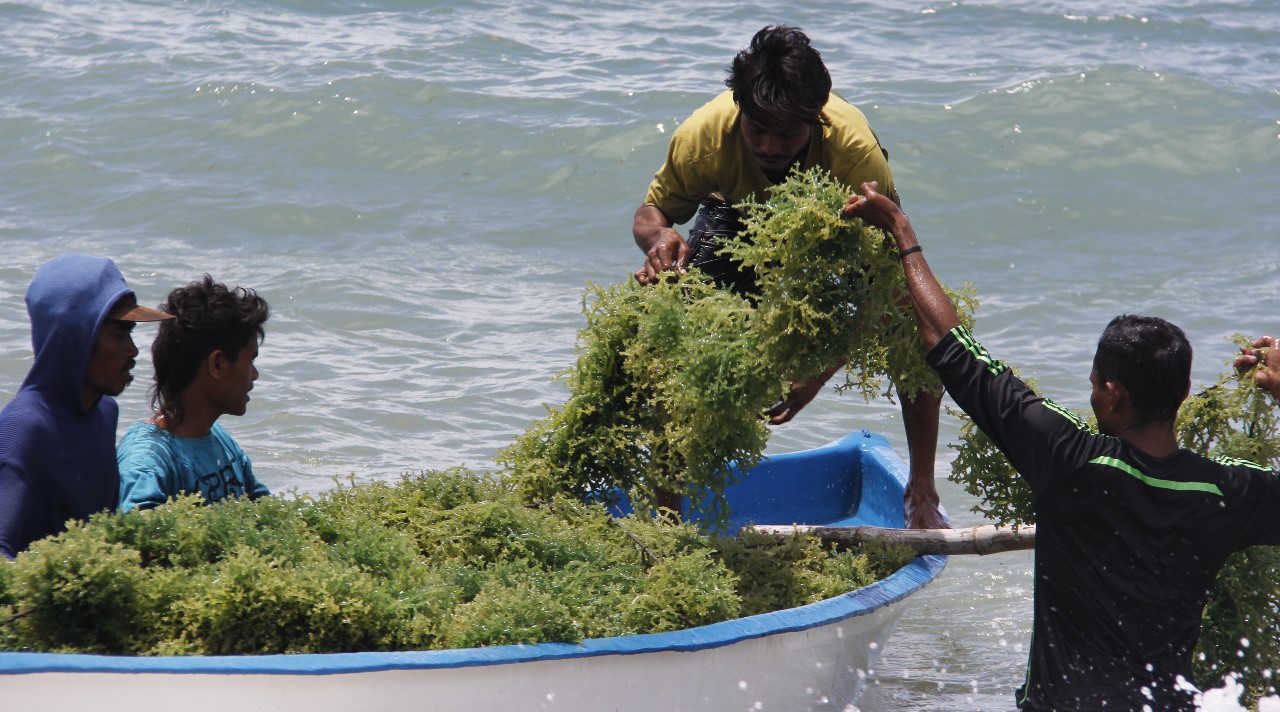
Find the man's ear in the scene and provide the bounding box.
[1099,379,1131,417]
[206,349,229,380]
[1105,381,1136,420]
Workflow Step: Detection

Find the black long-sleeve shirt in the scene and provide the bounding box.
[929,325,1280,711]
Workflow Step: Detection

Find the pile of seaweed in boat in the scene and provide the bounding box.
[0,169,972,655]
[0,470,913,655]
[950,338,1280,704]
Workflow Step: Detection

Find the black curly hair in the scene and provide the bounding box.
[725,25,832,128]
[149,275,269,428]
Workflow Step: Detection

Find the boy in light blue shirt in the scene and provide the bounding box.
[117,276,271,512]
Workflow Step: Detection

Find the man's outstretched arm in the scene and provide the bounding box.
[842,182,960,350]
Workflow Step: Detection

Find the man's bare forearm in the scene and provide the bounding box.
[843,183,959,350]
[633,205,672,252]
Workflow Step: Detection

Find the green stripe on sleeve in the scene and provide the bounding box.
[1212,455,1273,473]
[952,325,1008,376]
[1088,456,1223,496]
[1043,399,1094,433]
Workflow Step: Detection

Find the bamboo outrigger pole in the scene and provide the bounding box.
[743,523,1036,556]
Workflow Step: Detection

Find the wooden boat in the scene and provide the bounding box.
[0,430,945,711]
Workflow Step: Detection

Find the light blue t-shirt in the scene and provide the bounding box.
[116,421,270,513]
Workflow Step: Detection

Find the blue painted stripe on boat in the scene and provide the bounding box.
[0,556,944,676]
[0,430,946,677]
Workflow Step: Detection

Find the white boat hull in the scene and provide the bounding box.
[2,591,926,711]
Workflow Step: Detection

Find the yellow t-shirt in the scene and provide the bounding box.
[644,90,896,225]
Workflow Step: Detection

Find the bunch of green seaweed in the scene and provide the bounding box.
[502,168,976,528]
[0,469,913,655]
[948,336,1280,703]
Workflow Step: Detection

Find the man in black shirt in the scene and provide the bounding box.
[844,181,1280,711]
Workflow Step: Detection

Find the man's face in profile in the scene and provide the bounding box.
[84,317,139,403]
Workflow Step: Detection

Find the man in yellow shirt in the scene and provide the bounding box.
[632,25,944,529]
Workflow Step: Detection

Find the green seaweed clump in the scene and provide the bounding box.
[717,529,913,617]
[0,468,911,656]
[728,167,977,402]
[499,275,780,528]
[503,168,976,529]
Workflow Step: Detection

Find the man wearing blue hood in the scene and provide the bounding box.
[0,254,172,559]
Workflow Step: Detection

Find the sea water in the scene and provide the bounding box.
[0,1,1277,709]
